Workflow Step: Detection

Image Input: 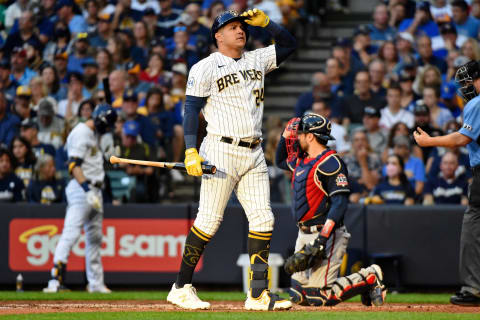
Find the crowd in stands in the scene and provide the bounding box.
[0,0,474,207]
[268,0,475,206]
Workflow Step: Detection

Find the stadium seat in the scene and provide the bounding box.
[106,171,136,202]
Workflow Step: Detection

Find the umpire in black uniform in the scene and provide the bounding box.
[414,60,480,306]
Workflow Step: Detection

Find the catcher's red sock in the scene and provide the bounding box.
[175,226,211,288]
[248,230,272,298]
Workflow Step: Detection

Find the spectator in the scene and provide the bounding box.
[445,50,462,83]
[67,33,93,74]
[343,129,382,192]
[423,151,468,205]
[389,1,408,28]
[132,21,150,64]
[430,0,452,24]
[395,32,415,61]
[265,127,286,203]
[10,136,36,187]
[4,0,28,31]
[19,118,56,158]
[0,92,20,147]
[380,84,415,130]
[253,0,283,25]
[441,82,462,119]
[132,0,160,14]
[362,106,387,157]
[30,77,48,112]
[167,26,199,69]
[0,148,24,202]
[451,0,480,39]
[43,24,71,65]
[311,100,350,155]
[107,34,130,70]
[111,0,140,31]
[26,153,65,204]
[84,0,100,34]
[13,86,33,121]
[118,120,156,202]
[56,0,88,36]
[382,121,423,163]
[183,3,211,58]
[2,10,43,60]
[142,8,160,38]
[377,41,399,78]
[368,59,387,97]
[57,72,87,120]
[82,60,101,96]
[201,1,226,28]
[10,47,38,87]
[36,98,65,150]
[390,135,426,196]
[0,59,19,102]
[332,44,362,93]
[124,62,152,100]
[41,65,65,102]
[295,72,340,118]
[473,0,480,20]
[109,70,128,108]
[368,4,396,46]
[440,22,467,53]
[414,65,442,96]
[372,154,415,205]
[66,98,95,131]
[416,35,448,74]
[340,70,386,129]
[422,85,454,129]
[89,13,112,49]
[121,89,156,148]
[352,25,377,67]
[398,69,419,110]
[25,42,46,73]
[325,58,348,99]
[156,0,182,39]
[145,87,175,156]
[460,37,480,62]
[53,49,69,84]
[96,49,114,84]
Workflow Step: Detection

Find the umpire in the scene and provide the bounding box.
[414,60,480,306]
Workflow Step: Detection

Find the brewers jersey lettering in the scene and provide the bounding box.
[186,45,277,139]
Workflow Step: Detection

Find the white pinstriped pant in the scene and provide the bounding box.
[194,134,274,236]
[292,226,350,288]
[53,179,105,287]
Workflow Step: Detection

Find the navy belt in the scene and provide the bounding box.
[220,137,261,149]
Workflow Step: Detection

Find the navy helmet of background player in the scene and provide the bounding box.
[414,61,480,306]
[92,104,118,134]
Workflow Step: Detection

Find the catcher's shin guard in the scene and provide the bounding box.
[288,279,308,305]
[329,264,386,306]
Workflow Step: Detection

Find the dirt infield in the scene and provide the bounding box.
[0,300,478,315]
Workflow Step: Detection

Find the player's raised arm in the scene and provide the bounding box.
[241,8,297,65]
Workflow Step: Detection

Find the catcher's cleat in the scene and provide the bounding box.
[87,284,112,293]
[43,279,70,293]
[167,283,211,310]
[366,264,387,306]
[245,289,293,311]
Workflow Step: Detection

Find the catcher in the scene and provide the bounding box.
[275,113,387,307]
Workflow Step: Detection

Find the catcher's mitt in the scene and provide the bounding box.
[284,236,327,275]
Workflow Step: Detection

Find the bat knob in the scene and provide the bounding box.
[110,156,118,164]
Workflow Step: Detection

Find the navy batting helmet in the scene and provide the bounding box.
[211,10,249,47]
[92,104,117,134]
[298,113,335,143]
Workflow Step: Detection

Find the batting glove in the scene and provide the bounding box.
[185,148,204,176]
[86,190,102,212]
[241,8,270,28]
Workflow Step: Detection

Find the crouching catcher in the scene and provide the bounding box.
[276,113,387,307]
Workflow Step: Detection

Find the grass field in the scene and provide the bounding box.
[1,291,479,320]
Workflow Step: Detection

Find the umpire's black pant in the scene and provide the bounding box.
[460,167,480,295]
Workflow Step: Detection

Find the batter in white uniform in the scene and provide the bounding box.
[43,105,117,293]
[166,9,296,311]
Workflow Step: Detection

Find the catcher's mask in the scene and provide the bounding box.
[455,60,480,102]
[285,117,300,162]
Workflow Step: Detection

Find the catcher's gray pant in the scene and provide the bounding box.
[53,180,105,287]
[193,134,274,236]
[459,204,480,296]
[291,226,350,288]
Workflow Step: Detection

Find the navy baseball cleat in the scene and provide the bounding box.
[450,291,480,306]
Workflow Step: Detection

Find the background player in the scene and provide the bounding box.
[166,9,296,310]
[414,60,480,306]
[275,113,387,307]
[43,105,117,293]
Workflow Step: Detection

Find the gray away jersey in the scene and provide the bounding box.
[186,45,277,139]
[66,122,105,183]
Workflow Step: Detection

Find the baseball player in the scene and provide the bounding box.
[276,113,387,307]
[414,60,480,306]
[166,9,296,310]
[43,104,117,293]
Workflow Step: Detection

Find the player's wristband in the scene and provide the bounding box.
[80,181,90,192]
[320,219,335,239]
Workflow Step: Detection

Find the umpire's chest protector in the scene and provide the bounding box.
[291,150,337,223]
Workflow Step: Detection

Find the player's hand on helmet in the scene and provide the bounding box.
[86,190,102,212]
[185,148,204,176]
[241,8,270,28]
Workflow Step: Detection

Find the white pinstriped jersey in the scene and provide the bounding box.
[186,45,277,139]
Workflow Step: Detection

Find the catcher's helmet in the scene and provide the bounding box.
[298,113,335,143]
[211,10,249,47]
[92,104,117,134]
[455,60,480,102]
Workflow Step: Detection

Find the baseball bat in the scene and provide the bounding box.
[109,156,217,175]
[102,77,112,105]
